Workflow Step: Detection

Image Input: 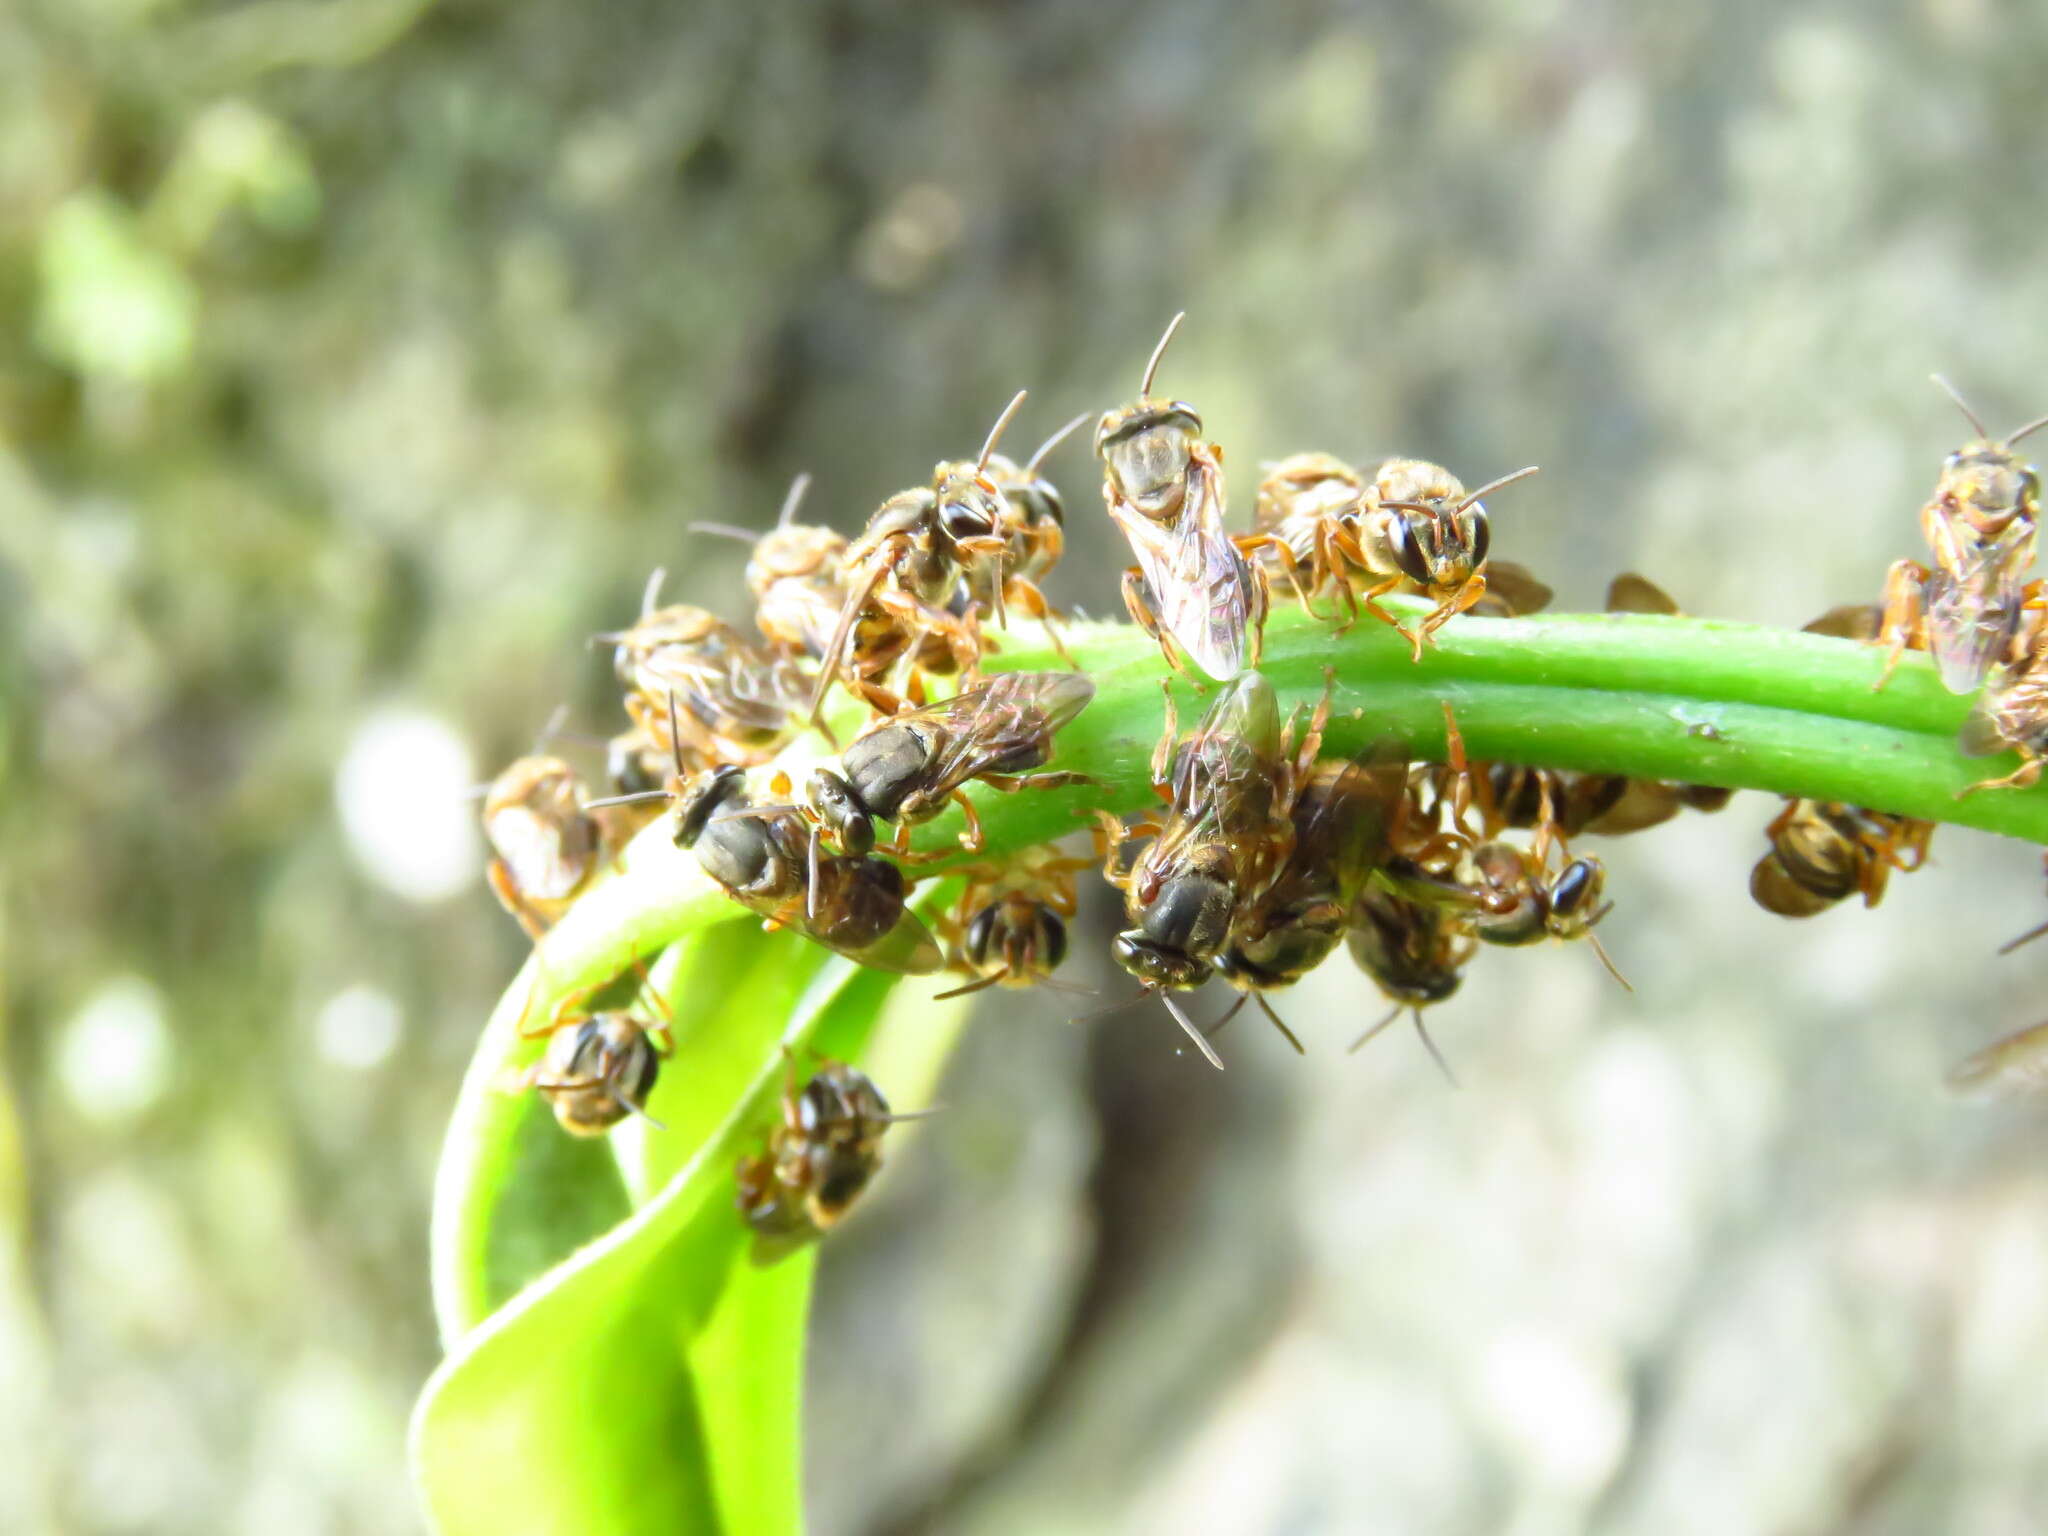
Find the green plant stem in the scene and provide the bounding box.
[507,598,2048,1037]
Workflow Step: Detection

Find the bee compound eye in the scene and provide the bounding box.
[964,904,998,965]
[1039,909,1069,970]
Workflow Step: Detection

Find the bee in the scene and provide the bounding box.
[1749,799,1932,918]
[1462,840,1630,988]
[1246,451,1537,661]
[1344,879,1472,1082]
[807,392,1035,723]
[481,754,602,939]
[1102,668,1331,1066]
[974,412,1090,654]
[1211,754,1401,1034]
[602,572,808,768]
[735,1057,901,1244]
[591,697,947,973]
[1349,457,1540,662]
[692,474,852,665]
[935,842,1094,998]
[1946,1019,2048,1099]
[1876,377,2048,694]
[499,958,673,1136]
[1096,313,1269,681]
[1957,617,2048,794]
[798,670,1097,860]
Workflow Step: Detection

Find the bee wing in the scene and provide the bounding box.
[1947,1019,2048,1099]
[489,805,594,900]
[1483,560,1553,616]
[1956,694,2012,758]
[1605,572,1681,616]
[1112,457,1254,681]
[820,907,946,975]
[1801,603,1883,641]
[1926,567,2024,694]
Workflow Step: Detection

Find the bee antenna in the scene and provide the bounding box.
[1205,990,1250,1036]
[1249,991,1306,1055]
[2007,412,2048,448]
[1348,1002,1404,1054]
[1931,374,1991,439]
[531,704,572,755]
[688,522,758,544]
[1458,466,1540,511]
[613,1086,667,1132]
[777,472,812,528]
[1998,917,2048,956]
[582,789,674,810]
[665,691,686,777]
[642,568,667,616]
[1157,989,1226,1070]
[976,390,1030,473]
[1070,989,1156,1025]
[932,973,1004,1001]
[1587,932,1634,993]
[1024,413,1091,475]
[1140,312,1185,398]
[881,1106,945,1123]
[1412,1010,1460,1087]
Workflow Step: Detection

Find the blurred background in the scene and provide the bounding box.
[8,0,2048,1531]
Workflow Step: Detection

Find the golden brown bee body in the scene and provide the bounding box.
[482,755,602,939]
[1750,799,1932,917]
[802,671,1096,859]
[1465,842,1612,949]
[938,843,1093,996]
[674,766,945,974]
[1877,383,2048,694]
[607,599,808,768]
[1097,315,1269,682]
[808,394,1037,722]
[1350,457,1536,662]
[1249,452,1370,617]
[736,1059,893,1241]
[748,523,852,663]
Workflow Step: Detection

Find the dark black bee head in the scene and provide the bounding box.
[935,474,1005,557]
[673,765,748,848]
[607,732,665,797]
[1139,869,1234,958]
[841,723,931,820]
[1550,858,1603,920]
[805,767,875,856]
[1111,930,1212,990]
[540,1015,661,1136]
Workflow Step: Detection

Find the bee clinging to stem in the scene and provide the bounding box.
[1097,313,1269,681]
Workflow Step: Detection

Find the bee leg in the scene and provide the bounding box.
[1958,756,2044,798]
[1244,558,1270,668]
[1419,576,1488,655]
[1358,575,1418,655]
[1121,568,1194,680]
[951,789,985,854]
[1090,809,1130,880]
[1873,560,1929,692]
[979,771,1099,797]
[1152,679,1179,784]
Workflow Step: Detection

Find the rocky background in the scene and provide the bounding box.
[7,1,2048,1531]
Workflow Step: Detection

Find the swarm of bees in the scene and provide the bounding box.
[465,326,2048,1250]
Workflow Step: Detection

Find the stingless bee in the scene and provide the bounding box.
[1096,313,1269,681]
[1462,840,1630,988]
[589,696,946,973]
[1876,377,2048,694]
[1344,880,1472,1082]
[935,842,1095,998]
[691,474,853,665]
[972,412,1090,654]
[499,958,673,1136]
[1749,799,1932,918]
[1210,754,1402,1040]
[1957,617,2048,794]
[602,571,809,768]
[797,670,1097,860]
[1101,668,1331,1066]
[736,1056,920,1245]
[807,392,1036,723]
[1246,451,1537,661]
[481,754,602,939]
